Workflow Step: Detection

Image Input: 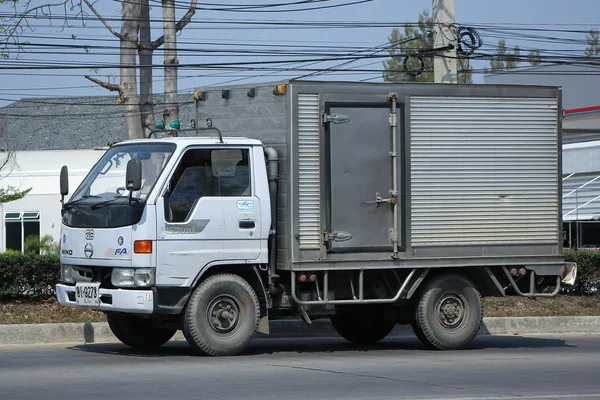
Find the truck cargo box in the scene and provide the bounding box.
[192,80,563,276]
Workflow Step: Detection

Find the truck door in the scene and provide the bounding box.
[323,100,403,254]
[155,147,262,287]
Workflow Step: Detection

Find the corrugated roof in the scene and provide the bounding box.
[0,93,196,151]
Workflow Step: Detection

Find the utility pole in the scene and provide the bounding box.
[433,0,457,83]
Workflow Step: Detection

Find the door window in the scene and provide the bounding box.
[166,148,250,222]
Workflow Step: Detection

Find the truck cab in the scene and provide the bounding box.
[57,136,274,354]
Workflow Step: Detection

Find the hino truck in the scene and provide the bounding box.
[55,80,577,356]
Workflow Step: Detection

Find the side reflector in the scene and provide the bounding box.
[134,240,152,254]
[273,84,287,96]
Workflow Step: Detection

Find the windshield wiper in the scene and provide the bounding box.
[63,195,101,210]
[91,195,141,210]
[91,196,124,210]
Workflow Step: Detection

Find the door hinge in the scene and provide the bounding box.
[322,112,350,125]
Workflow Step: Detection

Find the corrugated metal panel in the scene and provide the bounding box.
[563,143,600,174]
[410,96,559,246]
[297,94,321,249]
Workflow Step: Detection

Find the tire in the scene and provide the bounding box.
[183,273,260,356]
[106,313,176,349]
[330,307,396,345]
[412,272,483,350]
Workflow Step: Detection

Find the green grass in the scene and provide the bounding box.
[1,295,599,325]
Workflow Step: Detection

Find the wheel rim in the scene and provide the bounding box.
[435,293,469,332]
[206,294,242,334]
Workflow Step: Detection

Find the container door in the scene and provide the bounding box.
[324,102,399,253]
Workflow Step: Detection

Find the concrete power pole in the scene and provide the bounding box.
[433,0,457,83]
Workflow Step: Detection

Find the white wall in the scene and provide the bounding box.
[0,149,105,251]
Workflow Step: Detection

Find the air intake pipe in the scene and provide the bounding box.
[264,147,280,283]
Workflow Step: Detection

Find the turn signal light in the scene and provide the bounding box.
[134,240,152,254]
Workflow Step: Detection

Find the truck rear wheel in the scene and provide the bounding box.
[330,307,396,345]
[183,273,260,356]
[106,313,176,349]
[412,272,483,350]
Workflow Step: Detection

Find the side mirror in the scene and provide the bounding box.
[126,159,142,192]
[60,165,69,196]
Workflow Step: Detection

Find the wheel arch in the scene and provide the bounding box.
[189,262,270,333]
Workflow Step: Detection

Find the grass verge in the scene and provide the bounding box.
[1,295,600,325]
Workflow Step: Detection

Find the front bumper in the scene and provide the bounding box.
[56,284,154,314]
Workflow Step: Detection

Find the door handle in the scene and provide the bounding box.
[239,220,255,229]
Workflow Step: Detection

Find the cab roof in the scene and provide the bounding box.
[113,136,263,147]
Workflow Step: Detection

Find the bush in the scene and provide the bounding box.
[564,250,600,295]
[0,253,60,301]
[24,234,60,256]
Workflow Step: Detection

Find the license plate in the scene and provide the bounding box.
[75,282,101,307]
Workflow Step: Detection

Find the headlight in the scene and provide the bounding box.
[133,268,155,287]
[111,268,155,287]
[60,264,74,284]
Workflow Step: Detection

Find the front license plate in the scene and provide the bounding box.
[75,282,101,307]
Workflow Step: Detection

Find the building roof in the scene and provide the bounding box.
[483,64,600,111]
[0,93,196,151]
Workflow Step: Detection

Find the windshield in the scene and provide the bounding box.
[70,143,176,204]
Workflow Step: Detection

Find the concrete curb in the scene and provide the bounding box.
[1,316,599,347]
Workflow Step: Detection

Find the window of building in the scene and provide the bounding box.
[166,148,250,222]
[4,211,41,252]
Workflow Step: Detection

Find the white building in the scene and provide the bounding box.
[0,93,193,253]
[0,149,104,252]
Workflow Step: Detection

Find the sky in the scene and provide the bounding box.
[0,0,599,108]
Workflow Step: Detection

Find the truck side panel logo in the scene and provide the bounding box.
[237,200,254,211]
[85,229,94,240]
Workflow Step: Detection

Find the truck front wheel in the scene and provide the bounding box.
[183,273,260,356]
[412,272,483,350]
[330,306,396,345]
[106,313,177,349]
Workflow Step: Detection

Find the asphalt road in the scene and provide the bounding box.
[1,335,600,400]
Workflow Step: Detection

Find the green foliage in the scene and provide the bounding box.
[24,234,59,256]
[585,29,600,57]
[485,40,546,73]
[0,185,32,203]
[564,250,600,295]
[0,253,60,300]
[528,49,542,66]
[382,9,472,84]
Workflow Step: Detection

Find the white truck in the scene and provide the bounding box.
[56,80,576,356]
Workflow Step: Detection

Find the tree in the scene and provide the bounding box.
[585,29,600,57]
[528,49,542,66]
[485,40,543,72]
[85,0,197,138]
[2,1,198,139]
[383,10,472,84]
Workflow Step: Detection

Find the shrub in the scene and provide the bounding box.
[0,253,60,301]
[24,234,60,256]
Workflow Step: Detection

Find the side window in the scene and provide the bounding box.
[211,149,250,197]
[166,148,250,222]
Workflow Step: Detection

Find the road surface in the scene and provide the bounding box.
[1,335,599,399]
